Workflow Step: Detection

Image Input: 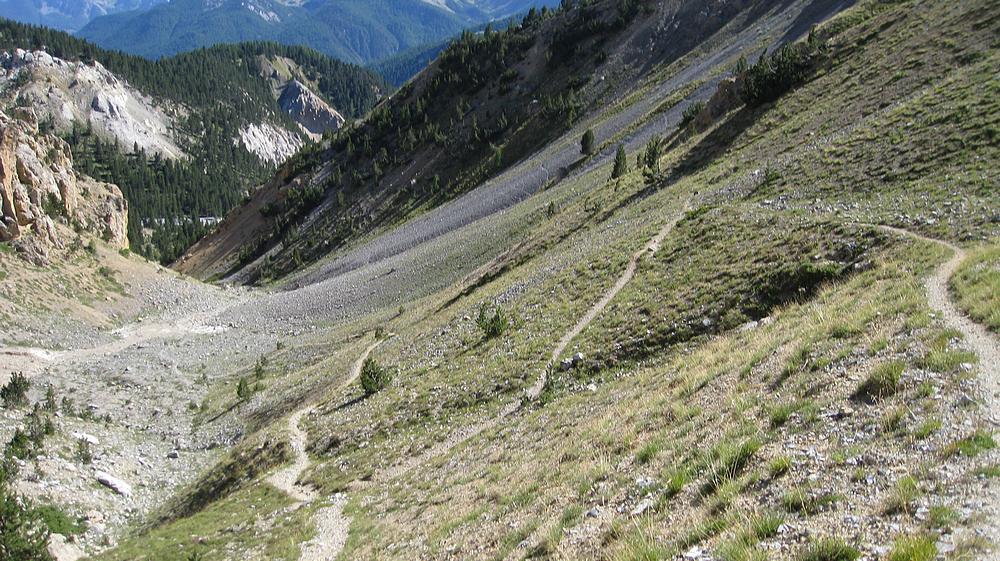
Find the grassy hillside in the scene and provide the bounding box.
[92,0,1000,560]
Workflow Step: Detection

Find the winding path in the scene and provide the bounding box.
[527,199,690,399]
[377,200,690,484]
[877,226,999,417]
[878,226,999,557]
[267,337,383,561]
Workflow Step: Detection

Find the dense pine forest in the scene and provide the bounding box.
[0,18,386,263]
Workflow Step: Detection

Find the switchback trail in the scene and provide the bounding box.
[378,201,690,484]
[879,225,1000,557]
[527,199,691,399]
[268,337,383,561]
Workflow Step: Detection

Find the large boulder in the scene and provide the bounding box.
[693,76,744,130]
[95,471,132,497]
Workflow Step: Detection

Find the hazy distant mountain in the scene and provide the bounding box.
[0,0,165,31]
[77,0,560,63]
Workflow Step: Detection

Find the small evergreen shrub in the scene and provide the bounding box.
[0,458,51,560]
[611,144,628,179]
[75,439,93,465]
[581,128,595,155]
[476,303,510,339]
[1,373,30,408]
[236,377,252,401]
[679,101,705,129]
[360,358,392,395]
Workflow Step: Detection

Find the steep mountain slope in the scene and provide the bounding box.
[0,0,164,31]
[77,0,562,63]
[0,20,385,263]
[177,0,786,283]
[1,0,997,560]
[2,48,183,159]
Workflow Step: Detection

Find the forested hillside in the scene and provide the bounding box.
[178,0,754,283]
[0,19,385,262]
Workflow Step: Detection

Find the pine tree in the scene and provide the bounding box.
[0,458,51,561]
[611,144,628,179]
[236,377,251,401]
[643,135,661,174]
[581,129,595,155]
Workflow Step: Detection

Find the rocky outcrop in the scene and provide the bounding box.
[236,123,303,165]
[0,49,183,159]
[278,80,346,138]
[0,108,128,265]
[692,76,744,131]
[258,56,347,139]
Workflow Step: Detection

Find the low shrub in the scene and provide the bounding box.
[476,303,510,340]
[360,358,392,396]
[854,360,903,402]
[1,373,30,408]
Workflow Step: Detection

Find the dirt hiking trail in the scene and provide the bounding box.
[880,225,1000,557]
[268,337,383,561]
[377,201,690,484]
[527,199,691,399]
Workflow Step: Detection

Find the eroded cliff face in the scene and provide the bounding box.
[0,48,184,159]
[278,79,345,138]
[0,108,128,265]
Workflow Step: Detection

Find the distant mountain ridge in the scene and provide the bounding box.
[77,0,561,63]
[0,0,165,31]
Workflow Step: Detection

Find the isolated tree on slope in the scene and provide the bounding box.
[611,144,628,179]
[581,129,595,155]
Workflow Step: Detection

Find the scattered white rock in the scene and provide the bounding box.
[95,471,132,497]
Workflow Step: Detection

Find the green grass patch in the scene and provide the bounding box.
[798,537,860,561]
[883,475,920,515]
[767,456,792,478]
[888,534,936,561]
[854,360,903,402]
[635,441,661,465]
[918,349,977,373]
[944,431,996,458]
[950,243,1000,332]
[976,464,1000,478]
[782,488,841,515]
[97,485,307,561]
[701,438,761,495]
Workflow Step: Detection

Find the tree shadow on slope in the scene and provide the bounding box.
[668,104,763,180]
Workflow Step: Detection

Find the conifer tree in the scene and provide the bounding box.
[611,144,628,179]
[581,129,595,155]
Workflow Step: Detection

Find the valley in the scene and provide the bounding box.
[0,0,997,560]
